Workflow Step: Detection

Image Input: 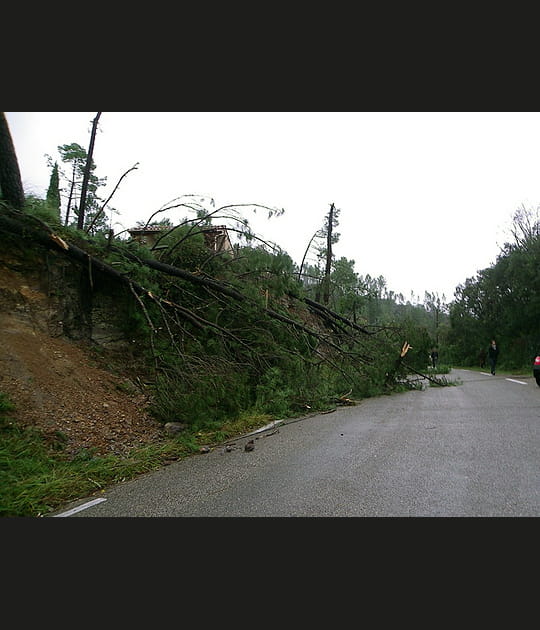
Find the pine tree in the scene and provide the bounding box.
[319,202,341,305]
[46,161,61,219]
[56,142,106,227]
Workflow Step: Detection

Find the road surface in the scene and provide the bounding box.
[52,369,539,517]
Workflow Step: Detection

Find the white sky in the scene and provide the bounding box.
[5,111,539,303]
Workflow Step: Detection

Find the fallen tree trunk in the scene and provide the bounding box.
[0,207,371,364]
[401,362,448,387]
[301,296,376,336]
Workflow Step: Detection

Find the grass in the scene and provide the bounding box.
[0,392,275,517]
[426,364,452,375]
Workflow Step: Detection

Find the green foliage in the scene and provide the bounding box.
[427,363,452,374]
[328,257,361,317]
[149,362,252,429]
[53,142,108,230]
[231,246,298,300]
[448,209,540,370]
[46,162,61,219]
[157,224,215,271]
[398,321,433,371]
[316,203,341,260]
[254,365,302,417]
[0,393,56,516]
[0,392,15,416]
[23,194,62,228]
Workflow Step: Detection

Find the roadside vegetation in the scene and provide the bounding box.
[446,204,540,370]
[0,391,275,517]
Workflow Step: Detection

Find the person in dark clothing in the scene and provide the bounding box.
[430,348,439,369]
[488,339,499,375]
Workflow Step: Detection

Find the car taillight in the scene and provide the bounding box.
[535,356,540,366]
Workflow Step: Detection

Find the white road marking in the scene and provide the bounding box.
[478,371,527,384]
[245,419,284,436]
[52,497,107,517]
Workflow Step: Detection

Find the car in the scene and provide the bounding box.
[534,354,540,386]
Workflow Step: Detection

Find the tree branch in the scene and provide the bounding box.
[85,162,139,234]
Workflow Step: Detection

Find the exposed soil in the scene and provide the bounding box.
[0,311,166,457]
[0,260,167,458]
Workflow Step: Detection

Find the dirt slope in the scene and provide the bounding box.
[0,264,166,458]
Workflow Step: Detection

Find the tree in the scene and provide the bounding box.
[318,202,341,305]
[508,203,540,251]
[0,112,25,209]
[447,274,491,365]
[330,256,360,318]
[46,161,61,219]
[54,142,106,228]
[447,227,540,368]
[54,143,87,226]
[423,291,447,346]
[77,112,102,230]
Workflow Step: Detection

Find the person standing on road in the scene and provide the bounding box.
[488,339,499,375]
[430,347,439,369]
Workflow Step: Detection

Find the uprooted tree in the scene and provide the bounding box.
[0,196,451,432]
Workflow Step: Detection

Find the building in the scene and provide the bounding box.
[201,225,234,255]
[127,225,165,248]
[128,224,234,254]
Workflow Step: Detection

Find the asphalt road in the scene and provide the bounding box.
[53,369,540,517]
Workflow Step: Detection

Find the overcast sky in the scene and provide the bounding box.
[5,111,539,302]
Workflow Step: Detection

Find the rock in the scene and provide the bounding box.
[164,421,188,436]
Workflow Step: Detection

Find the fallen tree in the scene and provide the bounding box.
[0,202,448,428]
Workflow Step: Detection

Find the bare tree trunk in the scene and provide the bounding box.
[322,202,335,305]
[298,229,319,280]
[64,163,77,226]
[0,112,25,209]
[77,112,102,230]
[435,306,439,347]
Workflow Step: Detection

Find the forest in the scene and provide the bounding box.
[446,203,540,368]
